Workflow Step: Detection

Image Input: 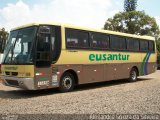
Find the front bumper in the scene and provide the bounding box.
[1,76,35,90]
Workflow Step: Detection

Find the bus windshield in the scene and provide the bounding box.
[2,26,37,64]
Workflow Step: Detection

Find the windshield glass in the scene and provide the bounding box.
[2,26,37,64]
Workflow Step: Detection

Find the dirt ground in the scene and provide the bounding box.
[0,71,160,116]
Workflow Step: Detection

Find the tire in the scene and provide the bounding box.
[59,72,75,92]
[128,68,138,82]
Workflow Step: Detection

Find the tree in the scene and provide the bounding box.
[0,28,8,53]
[157,38,160,53]
[104,11,160,37]
[104,0,160,67]
[156,38,160,69]
[104,0,160,37]
[124,0,138,12]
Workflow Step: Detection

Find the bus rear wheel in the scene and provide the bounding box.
[128,68,138,82]
[59,72,75,92]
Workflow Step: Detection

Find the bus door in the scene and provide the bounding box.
[35,26,52,89]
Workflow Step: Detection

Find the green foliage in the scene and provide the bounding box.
[124,0,138,12]
[104,0,160,67]
[157,38,160,69]
[156,38,160,54]
[0,28,8,53]
[104,11,160,37]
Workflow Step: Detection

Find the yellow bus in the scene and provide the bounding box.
[1,23,157,92]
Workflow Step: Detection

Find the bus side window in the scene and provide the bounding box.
[140,40,149,52]
[134,40,140,51]
[110,35,119,50]
[67,38,78,47]
[110,35,126,50]
[91,32,109,49]
[127,38,134,50]
[119,37,126,50]
[51,26,61,63]
[66,28,89,49]
[149,41,154,52]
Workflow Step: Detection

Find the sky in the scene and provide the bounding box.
[0,0,160,31]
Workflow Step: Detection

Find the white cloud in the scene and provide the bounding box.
[0,1,31,30]
[155,16,160,27]
[0,0,118,31]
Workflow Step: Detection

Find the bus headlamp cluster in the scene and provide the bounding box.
[19,72,31,77]
[2,72,5,75]
[19,73,26,77]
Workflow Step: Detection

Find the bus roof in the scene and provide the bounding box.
[11,22,155,41]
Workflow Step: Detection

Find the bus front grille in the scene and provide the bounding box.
[5,72,18,76]
[11,72,18,76]
[5,72,10,75]
[6,80,19,86]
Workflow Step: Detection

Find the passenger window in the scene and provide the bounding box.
[110,35,126,50]
[91,33,109,49]
[119,38,126,50]
[149,41,154,52]
[110,36,119,49]
[127,39,134,50]
[140,40,149,51]
[134,40,140,51]
[66,29,89,48]
[127,38,139,51]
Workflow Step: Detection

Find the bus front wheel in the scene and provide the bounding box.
[59,72,75,92]
[128,68,138,82]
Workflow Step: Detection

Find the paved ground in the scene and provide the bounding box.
[0,71,160,115]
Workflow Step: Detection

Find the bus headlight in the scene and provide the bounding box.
[26,73,31,76]
[2,72,5,75]
[19,73,25,76]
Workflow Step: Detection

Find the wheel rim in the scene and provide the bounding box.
[131,70,137,80]
[62,76,72,89]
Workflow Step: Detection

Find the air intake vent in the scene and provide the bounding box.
[6,80,19,86]
[11,72,18,76]
[5,72,10,75]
